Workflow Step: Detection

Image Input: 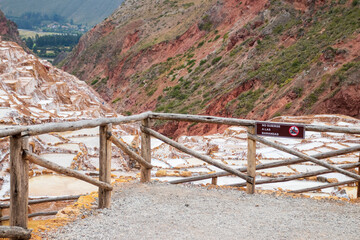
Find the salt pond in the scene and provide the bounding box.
[29,175,97,196]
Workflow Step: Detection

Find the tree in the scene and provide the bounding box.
[25,37,34,49]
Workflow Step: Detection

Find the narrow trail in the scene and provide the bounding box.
[49,182,360,240]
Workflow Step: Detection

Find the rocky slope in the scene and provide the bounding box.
[0,40,136,198]
[0,9,27,49]
[61,0,360,136]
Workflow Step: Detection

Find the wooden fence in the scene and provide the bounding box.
[0,111,359,239]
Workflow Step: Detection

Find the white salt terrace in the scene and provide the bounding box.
[151,116,360,199]
[39,153,77,168]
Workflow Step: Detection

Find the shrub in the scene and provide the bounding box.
[211,56,222,65]
[91,79,99,85]
[199,59,207,66]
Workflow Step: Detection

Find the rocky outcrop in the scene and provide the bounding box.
[0,9,28,51]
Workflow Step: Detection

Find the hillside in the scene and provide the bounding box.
[61,0,360,136]
[0,0,123,27]
[0,9,28,50]
[0,39,137,199]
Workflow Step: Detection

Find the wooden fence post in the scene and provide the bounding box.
[211,177,218,185]
[357,153,360,198]
[10,135,29,235]
[140,118,151,183]
[247,126,256,194]
[99,124,112,208]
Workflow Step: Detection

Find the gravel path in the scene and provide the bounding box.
[49,182,360,240]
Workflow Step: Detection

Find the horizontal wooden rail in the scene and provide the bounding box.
[24,151,113,191]
[149,112,255,126]
[0,112,359,139]
[289,180,357,194]
[109,135,153,169]
[169,144,360,184]
[149,112,360,134]
[0,112,150,138]
[141,126,253,183]
[0,226,31,239]
[228,162,360,187]
[304,124,360,134]
[0,195,83,209]
[0,211,58,221]
[248,134,360,181]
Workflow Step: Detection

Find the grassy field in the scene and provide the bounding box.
[19,29,60,38]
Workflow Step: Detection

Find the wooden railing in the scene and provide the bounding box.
[0,111,359,239]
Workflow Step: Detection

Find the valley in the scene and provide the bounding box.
[0,1,359,238]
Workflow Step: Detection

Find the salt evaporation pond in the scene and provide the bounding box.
[29,175,97,196]
[70,137,99,148]
[40,153,76,168]
[57,143,81,152]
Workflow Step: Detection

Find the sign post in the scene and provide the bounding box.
[255,122,305,139]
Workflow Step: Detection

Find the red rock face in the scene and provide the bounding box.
[0,10,23,46]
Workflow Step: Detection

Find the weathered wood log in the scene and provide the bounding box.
[99,124,112,208]
[24,151,112,191]
[110,135,153,169]
[248,134,360,181]
[0,226,31,239]
[142,127,252,183]
[0,211,58,221]
[304,124,360,135]
[169,144,360,184]
[149,112,255,126]
[140,119,152,183]
[1,111,360,139]
[247,126,256,194]
[0,112,151,138]
[357,154,360,198]
[0,195,83,209]
[228,162,360,187]
[10,135,29,231]
[289,180,357,194]
[149,112,360,134]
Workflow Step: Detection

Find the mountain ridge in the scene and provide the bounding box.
[0,0,124,27]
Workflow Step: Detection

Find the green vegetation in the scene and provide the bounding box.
[332,61,360,85]
[182,2,195,8]
[112,97,121,104]
[23,33,81,60]
[285,102,292,109]
[246,5,360,86]
[199,15,213,31]
[211,56,222,65]
[234,89,265,116]
[213,35,221,41]
[197,41,205,48]
[303,82,326,108]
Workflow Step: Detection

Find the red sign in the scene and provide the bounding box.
[255,122,305,139]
